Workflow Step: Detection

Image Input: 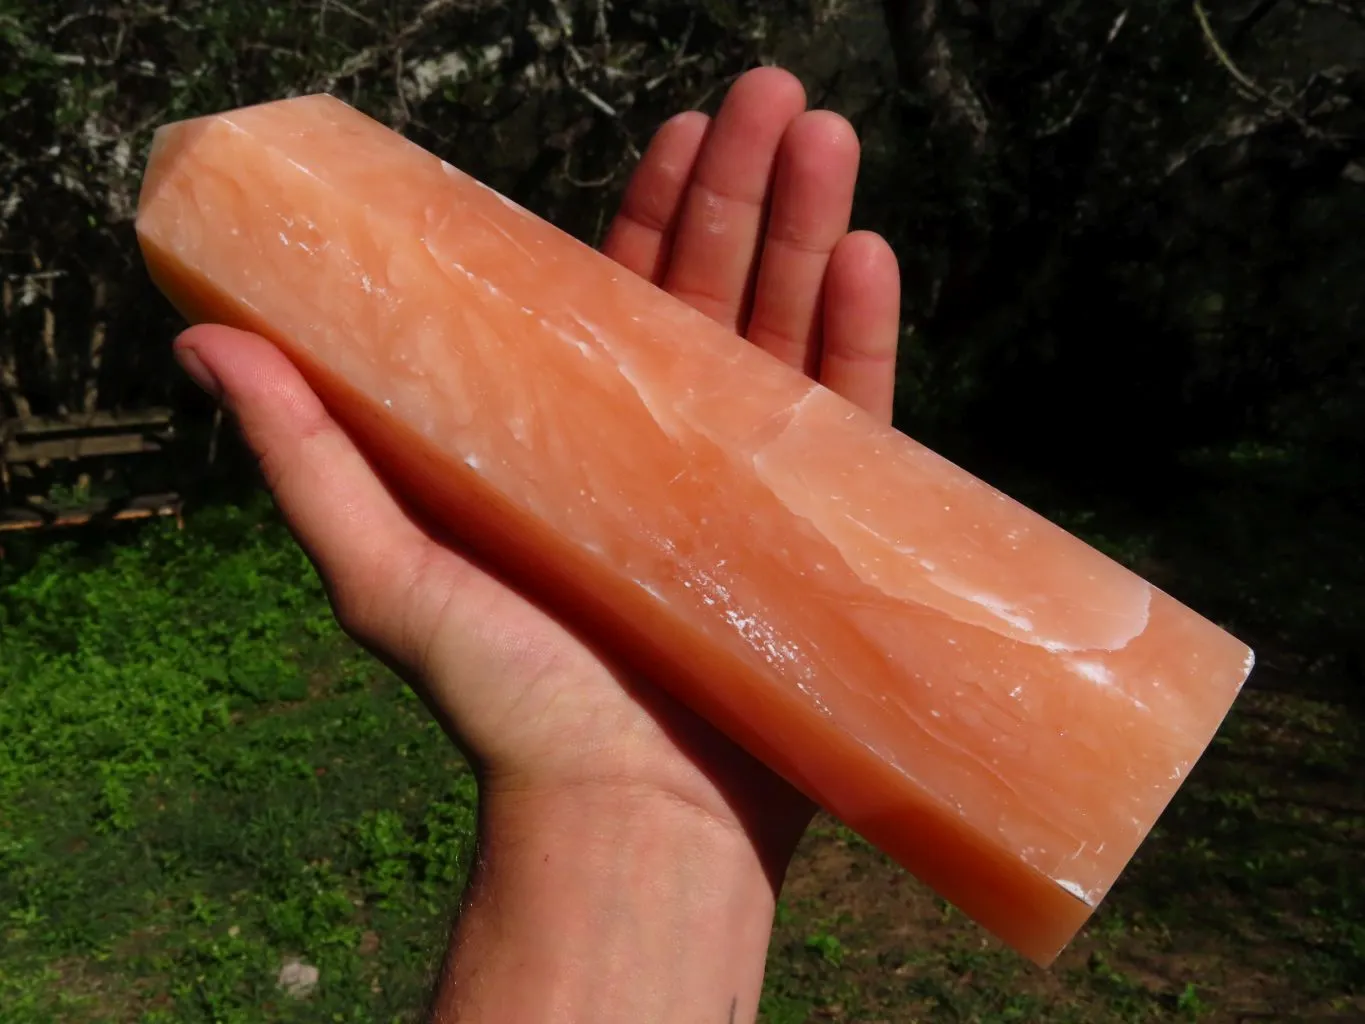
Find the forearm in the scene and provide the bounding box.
[430,785,781,1023]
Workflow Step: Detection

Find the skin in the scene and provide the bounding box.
[174,66,901,1022]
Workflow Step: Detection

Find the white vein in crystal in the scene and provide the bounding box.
[970,593,1035,632]
[1069,659,1114,688]
[747,388,1156,654]
[1055,879,1098,906]
[1066,658,1151,711]
[614,359,678,437]
[486,218,535,262]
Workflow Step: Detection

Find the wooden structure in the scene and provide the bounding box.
[0,409,183,532]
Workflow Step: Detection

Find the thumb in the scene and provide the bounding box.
[174,324,472,675]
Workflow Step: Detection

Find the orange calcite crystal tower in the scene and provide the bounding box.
[136,95,1254,965]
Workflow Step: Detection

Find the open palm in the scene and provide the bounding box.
[175,67,900,885]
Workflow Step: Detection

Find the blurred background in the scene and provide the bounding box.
[1,1,1362,1021]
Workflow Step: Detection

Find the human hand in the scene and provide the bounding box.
[174,67,900,1022]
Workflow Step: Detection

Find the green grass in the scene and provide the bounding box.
[755,691,1364,1023]
[0,502,476,1022]
[2,499,1362,1022]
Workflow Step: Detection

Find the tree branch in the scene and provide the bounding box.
[1037,9,1130,138]
[1165,112,1271,177]
[1195,1,1276,100]
[1193,0,1329,139]
[883,0,990,151]
[311,0,488,94]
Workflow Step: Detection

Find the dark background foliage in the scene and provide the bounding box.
[1,0,1362,1018]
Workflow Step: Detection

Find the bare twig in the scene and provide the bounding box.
[884,0,991,152]
[47,9,118,35]
[645,54,701,91]
[562,152,617,189]
[31,255,64,417]
[309,0,376,27]
[1038,9,1129,138]
[646,11,698,91]
[549,0,585,68]
[312,0,486,93]
[1165,112,1270,176]
[549,0,629,123]
[1193,0,1332,140]
[207,407,224,466]
[564,71,619,117]
[1194,2,1276,101]
[394,47,411,126]
[82,277,105,414]
[3,271,67,284]
[0,279,32,420]
[594,0,609,45]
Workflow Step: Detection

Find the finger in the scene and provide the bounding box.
[818,232,902,424]
[662,66,808,332]
[600,112,710,284]
[174,325,472,664]
[745,111,860,375]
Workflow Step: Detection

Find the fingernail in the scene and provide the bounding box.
[176,346,223,403]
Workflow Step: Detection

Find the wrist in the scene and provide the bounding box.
[432,781,783,1023]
